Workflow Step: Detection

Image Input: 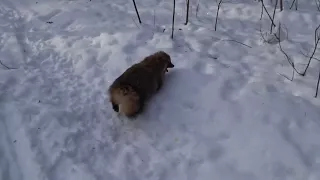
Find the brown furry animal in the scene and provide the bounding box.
[108,51,174,117]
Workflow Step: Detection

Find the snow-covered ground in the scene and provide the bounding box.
[1,0,320,179]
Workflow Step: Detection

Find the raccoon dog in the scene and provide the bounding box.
[108,51,174,117]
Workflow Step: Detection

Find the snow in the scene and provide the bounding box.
[1,0,320,180]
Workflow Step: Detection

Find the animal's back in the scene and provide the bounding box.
[112,63,159,100]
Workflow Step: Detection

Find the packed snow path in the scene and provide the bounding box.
[1,0,320,180]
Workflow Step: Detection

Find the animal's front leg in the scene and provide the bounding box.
[156,75,164,91]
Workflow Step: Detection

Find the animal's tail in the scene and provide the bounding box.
[109,85,141,117]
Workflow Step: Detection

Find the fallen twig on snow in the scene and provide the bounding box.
[214,0,223,31]
[0,60,17,70]
[221,39,252,48]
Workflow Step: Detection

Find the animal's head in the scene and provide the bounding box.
[155,51,174,72]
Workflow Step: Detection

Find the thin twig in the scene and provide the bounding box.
[274,23,302,78]
[214,0,223,31]
[282,23,289,40]
[315,66,320,97]
[278,72,294,81]
[290,0,296,9]
[131,17,140,29]
[270,0,278,34]
[300,50,320,62]
[132,0,142,23]
[290,0,298,10]
[280,0,283,11]
[260,1,264,20]
[196,0,201,18]
[221,39,252,48]
[315,24,320,45]
[315,0,320,11]
[153,9,156,28]
[260,0,277,27]
[260,22,294,80]
[259,22,269,42]
[185,0,190,25]
[172,0,176,39]
[0,60,17,70]
[301,24,320,76]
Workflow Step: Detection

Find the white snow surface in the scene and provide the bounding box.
[1,0,320,180]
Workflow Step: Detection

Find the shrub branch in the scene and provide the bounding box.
[260,0,277,28]
[172,0,176,39]
[301,24,320,76]
[270,0,278,34]
[132,0,142,23]
[214,0,223,31]
[316,67,320,97]
[185,0,190,25]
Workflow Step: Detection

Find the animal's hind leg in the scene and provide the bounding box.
[136,99,145,114]
[112,102,119,112]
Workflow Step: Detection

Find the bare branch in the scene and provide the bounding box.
[185,0,190,25]
[259,22,269,42]
[172,0,176,39]
[196,0,201,18]
[260,2,264,20]
[274,23,302,76]
[315,0,320,11]
[315,24,320,45]
[153,9,156,27]
[290,0,298,10]
[300,50,320,62]
[260,0,277,28]
[132,0,142,23]
[214,0,223,31]
[270,0,278,34]
[280,0,283,11]
[301,24,320,76]
[131,17,140,29]
[259,21,295,80]
[315,67,320,97]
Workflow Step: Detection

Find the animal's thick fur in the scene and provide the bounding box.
[108,51,174,117]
